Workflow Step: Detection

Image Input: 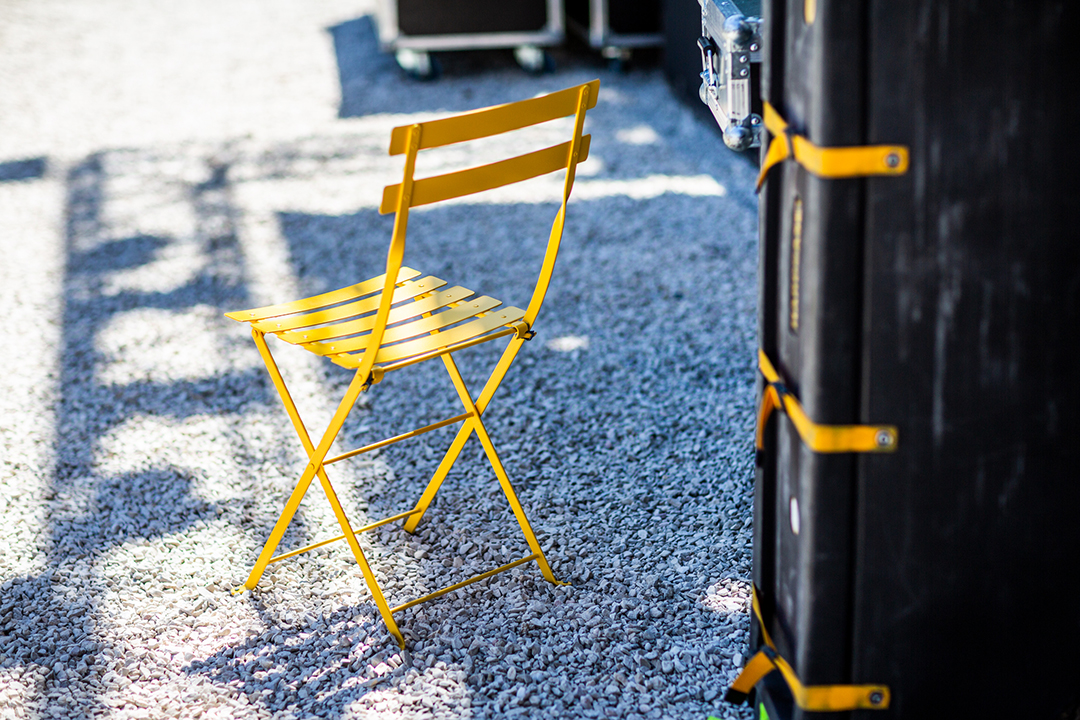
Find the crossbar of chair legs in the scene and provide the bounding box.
[267,522,542,617]
[325,412,473,465]
[267,507,424,564]
[390,553,540,614]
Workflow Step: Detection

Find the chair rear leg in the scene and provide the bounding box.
[239,330,330,592]
[237,464,321,593]
[402,421,473,534]
[470,417,565,585]
[404,336,527,533]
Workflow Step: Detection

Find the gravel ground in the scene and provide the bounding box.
[0,2,759,718]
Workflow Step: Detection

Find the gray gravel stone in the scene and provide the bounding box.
[1,1,757,718]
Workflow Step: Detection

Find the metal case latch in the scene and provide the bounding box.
[697,0,763,151]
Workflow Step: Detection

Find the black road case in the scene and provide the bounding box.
[732,1,1080,718]
[376,0,564,77]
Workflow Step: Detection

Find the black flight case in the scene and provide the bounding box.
[728,0,1080,718]
[375,0,564,77]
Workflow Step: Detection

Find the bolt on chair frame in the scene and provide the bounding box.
[225,80,599,647]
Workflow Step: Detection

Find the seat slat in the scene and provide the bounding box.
[373,306,526,363]
[278,285,474,345]
[388,79,599,155]
[380,135,591,215]
[305,296,503,357]
[255,276,447,335]
[226,267,422,323]
[326,306,526,368]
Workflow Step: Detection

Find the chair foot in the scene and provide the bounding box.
[231,585,251,596]
[390,628,405,649]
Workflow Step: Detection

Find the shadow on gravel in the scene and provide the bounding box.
[189,600,393,717]
[0,151,299,717]
[0,156,47,183]
[1,60,759,718]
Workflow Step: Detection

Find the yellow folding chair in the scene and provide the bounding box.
[225,79,599,647]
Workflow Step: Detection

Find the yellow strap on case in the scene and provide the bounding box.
[756,349,898,453]
[724,586,891,711]
[756,102,909,190]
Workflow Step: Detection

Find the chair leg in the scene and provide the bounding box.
[439,355,565,586]
[314,468,405,648]
[244,331,405,647]
[402,422,473,534]
[472,418,564,585]
[403,335,526,534]
[238,461,319,593]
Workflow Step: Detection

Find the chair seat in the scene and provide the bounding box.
[225,266,526,371]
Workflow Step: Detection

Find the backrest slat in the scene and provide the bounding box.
[388,79,600,155]
[379,135,591,214]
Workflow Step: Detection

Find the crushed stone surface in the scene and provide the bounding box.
[0,2,758,718]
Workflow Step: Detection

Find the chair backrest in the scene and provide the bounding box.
[356,80,599,381]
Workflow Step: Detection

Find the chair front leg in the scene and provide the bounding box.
[244,331,405,646]
[439,355,564,586]
[314,466,404,648]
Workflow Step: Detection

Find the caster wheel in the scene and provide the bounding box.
[514,45,554,74]
[396,49,440,80]
[602,46,632,73]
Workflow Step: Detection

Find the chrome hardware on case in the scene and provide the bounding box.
[697,0,763,151]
